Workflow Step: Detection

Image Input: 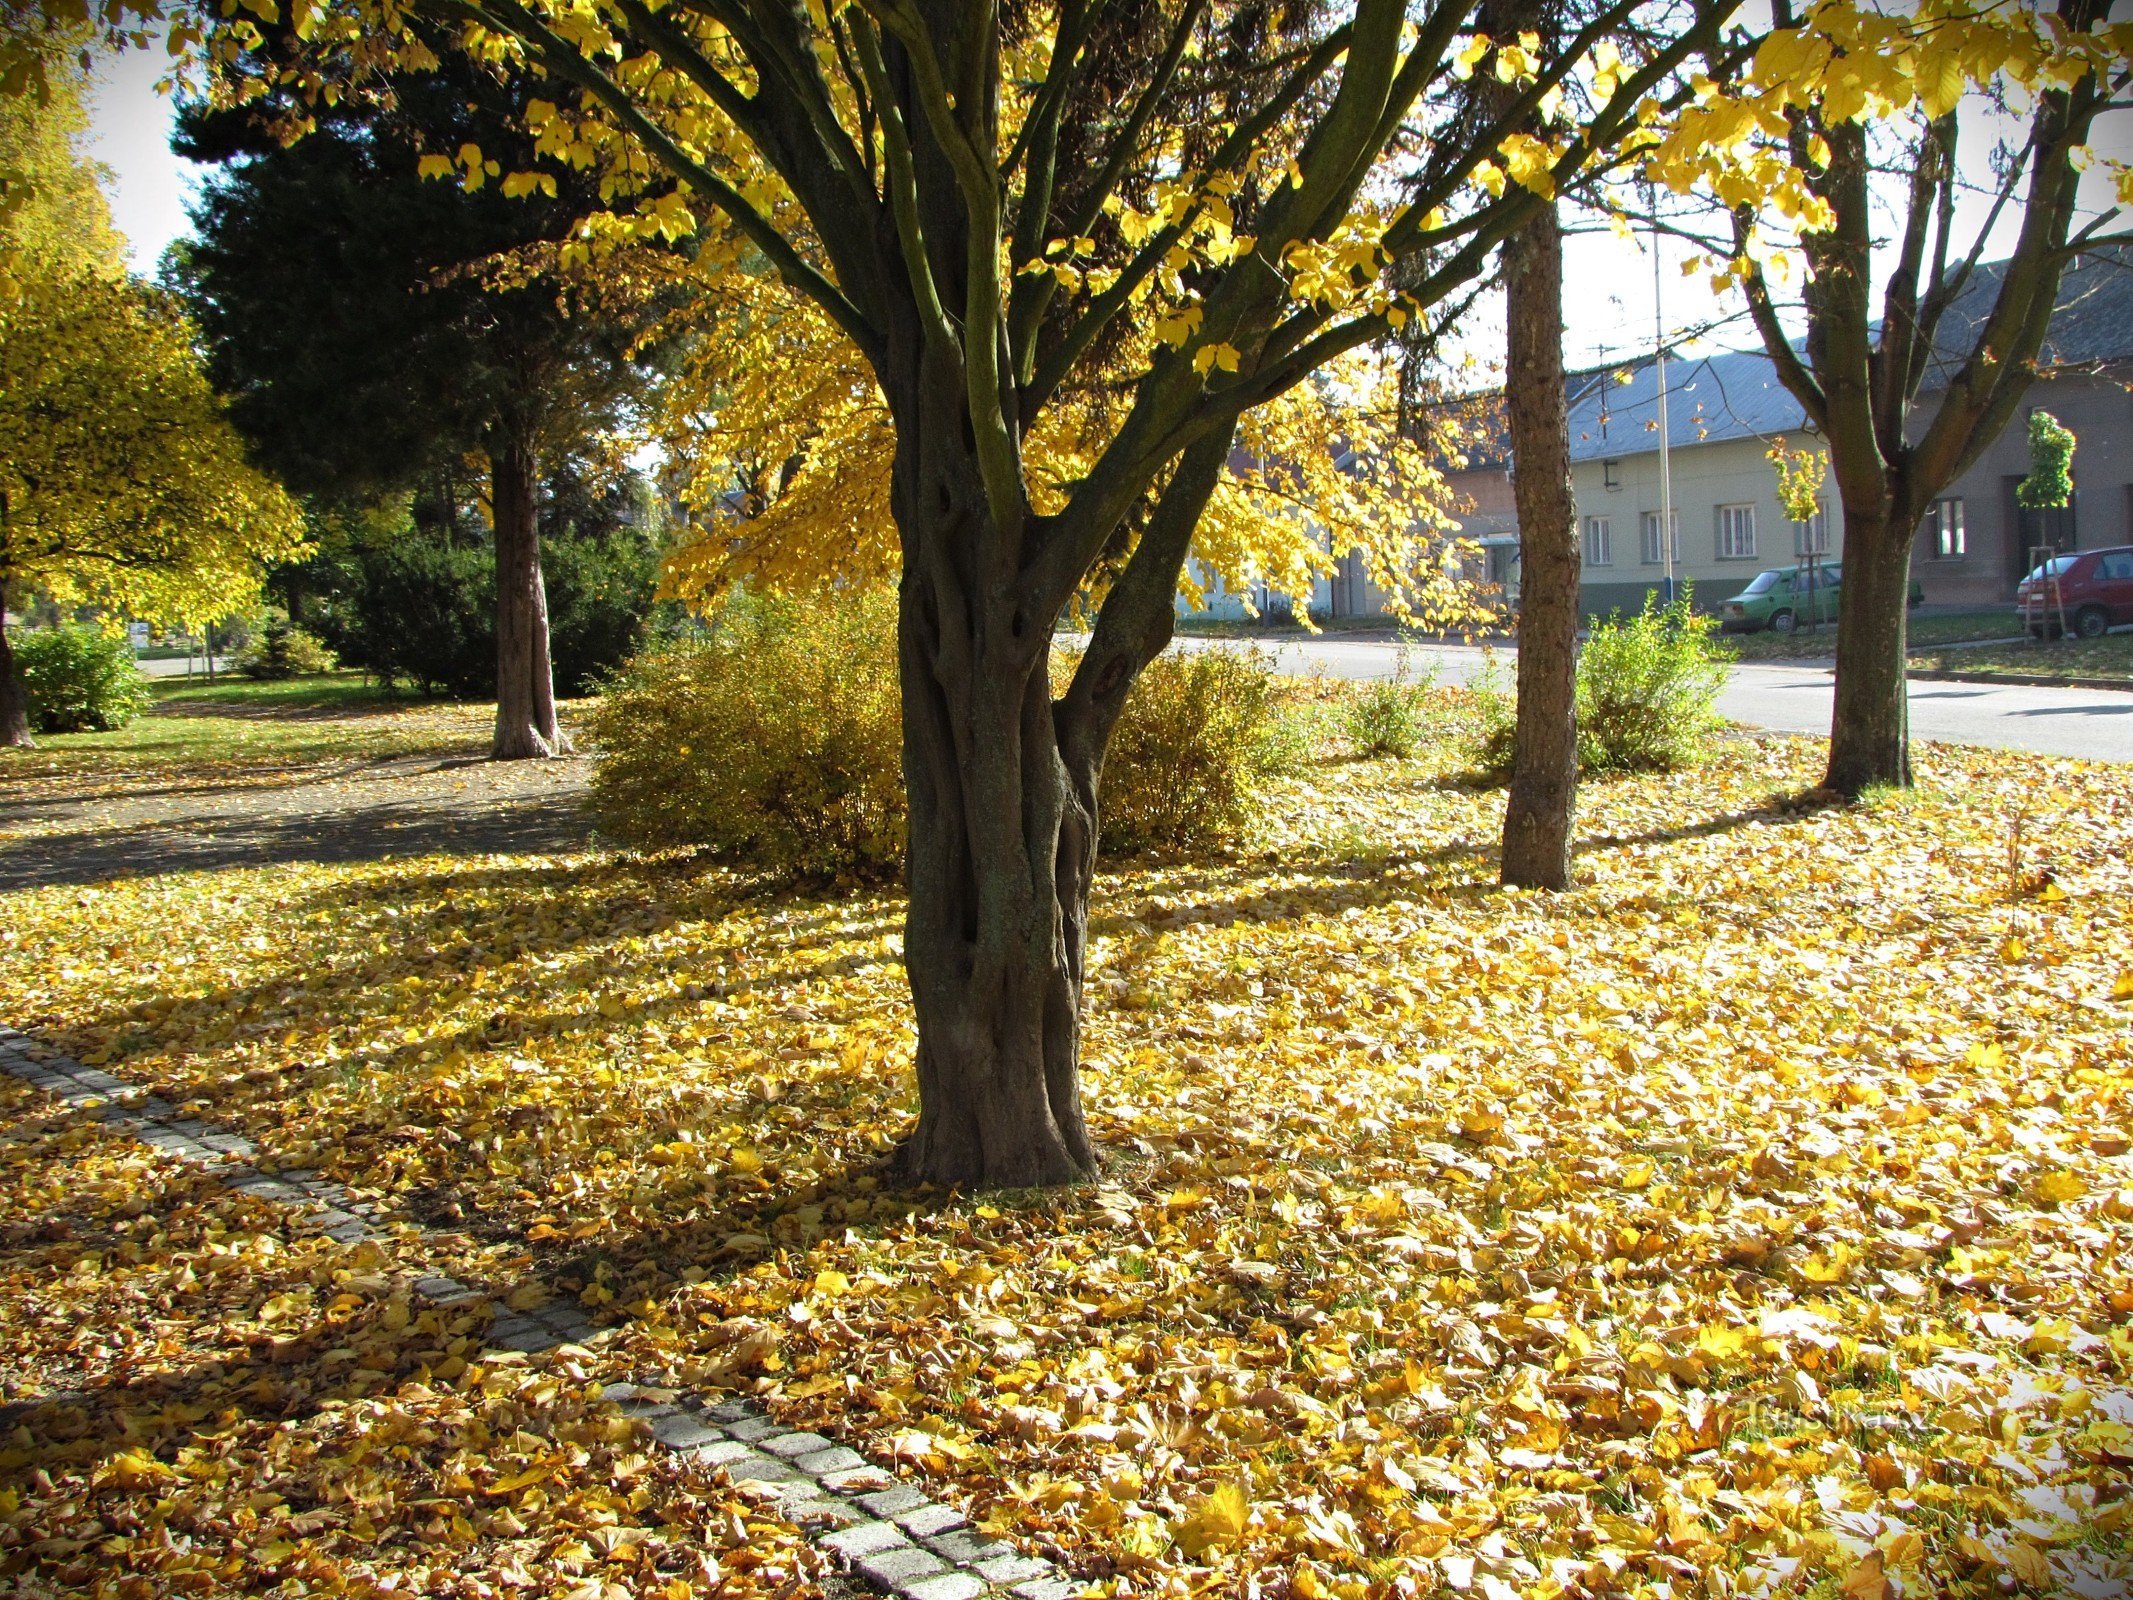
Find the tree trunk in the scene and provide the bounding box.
[0,579,32,749]
[1498,197,1578,890]
[889,408,1099,1191]
[490,431,563,760]
[1823,508,1912,794]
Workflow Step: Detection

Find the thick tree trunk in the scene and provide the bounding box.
[1824,509,1912,794]
[1498,198,1578,890]
[490,431,563,760]
[0,580,32,749]
[889,408,1099,1190]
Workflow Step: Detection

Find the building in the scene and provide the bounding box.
[1184,248,2133,626]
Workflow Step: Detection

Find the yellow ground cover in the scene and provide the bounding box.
[2,732,2129,1599]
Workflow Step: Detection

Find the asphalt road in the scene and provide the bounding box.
[1172,636,2133,764]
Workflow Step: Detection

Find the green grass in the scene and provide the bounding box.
[1908,631,2133,681]
[0,673,496,780]
[149,672,412,715]
[1724,609,2014,662]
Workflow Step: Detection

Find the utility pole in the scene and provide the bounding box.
[1652,218,1676,606]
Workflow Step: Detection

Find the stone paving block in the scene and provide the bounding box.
[690,1440,756,1468]
[858,1486,933,1520]
[926,1532,1009,1567]
[901,1572,987,1600]
[724,1455,801,1486]
[898,1504,967,1539]
[759,1430,835,1458]
[723,1415,785,1443]
[819,1521,910,1562]
[794,1446,868,1478]
[708,1399,756,1423]
[856,1546,948,1592]
[819,1465,894,1494]
[649,1413,724,1450]
[414,1277,469,1301]
[493,1325,557,1353]
[779,1496,864,1530]
[1012,1578,1083,1600]
[975,1555,1052,1585]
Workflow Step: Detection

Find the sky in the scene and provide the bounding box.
[77,39,2131,373]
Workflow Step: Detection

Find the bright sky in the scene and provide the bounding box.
[77,40,2131,367]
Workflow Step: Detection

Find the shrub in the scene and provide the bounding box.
[585,589,904,876]
[15,624,152,733]
[1342,650,1435,759]
[238,615,339,679]
[1097,647,1302,855]
[1465,592,1732,779]
[592,603,1301,872]
[1574,590,1732,774]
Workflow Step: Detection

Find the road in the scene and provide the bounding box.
[138,654,234,679]
[1171,636,2133,764]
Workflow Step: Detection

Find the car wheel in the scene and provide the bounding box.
[1769,608,1796,635]
[2074,606,2110,640]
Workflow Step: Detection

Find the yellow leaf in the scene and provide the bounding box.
[1174,1481,1250,1557]
[2110,970,2133,1000]
[1841,1549,1892,1600]
[2031,1169,2085,1205]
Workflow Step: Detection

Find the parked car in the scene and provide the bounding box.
[1720,563,1925,634]
[2017,545,2133,639]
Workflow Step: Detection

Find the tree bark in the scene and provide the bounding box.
[1823,507,1912,793]
[0,579,32,749]
[1498,197,1578,890]
[886,376,1099,1188]
[490,429,563,760]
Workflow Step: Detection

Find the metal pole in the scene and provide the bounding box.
[1652,219,1675,607]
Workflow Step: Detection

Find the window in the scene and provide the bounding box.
[1640,510,1680,565]
[1794,501,1831,556]
[1583,516,1613,566]
[1717,503,1757,560]
[2100,552,2133,580]
[1603,459,1622,490]
[1925,497,1966,559]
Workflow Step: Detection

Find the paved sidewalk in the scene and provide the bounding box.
[0,1024,1078,1600]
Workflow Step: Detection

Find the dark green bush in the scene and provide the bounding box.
[585,589,905,876]
[16,624,152,733]
[1468,591,1732,778]
[237,614,338,679]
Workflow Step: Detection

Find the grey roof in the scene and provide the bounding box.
[1926,244,2133,380]
[1564,247,2133,465]
[1565,346,1810,464]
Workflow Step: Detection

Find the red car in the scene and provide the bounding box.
[2017,544,2133,639]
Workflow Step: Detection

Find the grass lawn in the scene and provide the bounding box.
[1909,632,2133,683]
[1,715,2129,1598]
[0,673,502,788]
[1723,609,2015,663]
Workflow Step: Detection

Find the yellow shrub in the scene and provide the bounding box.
[585,589,904,876]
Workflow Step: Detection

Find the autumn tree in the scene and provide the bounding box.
[1691,0,2130,793]
[154,0,1743,1186]
[177,45,683,758]
[1483,0,1578,891]
[0,29,303,747]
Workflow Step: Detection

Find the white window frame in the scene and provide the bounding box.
[1793,501,1830,556]
[1583,516,1613,567]
[1640,510,1680,565]
[1717,503,1757,560]
[1927,497,1966,559]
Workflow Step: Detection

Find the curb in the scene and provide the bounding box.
[1904,668,2133,693]
[0,1025,1081,1600]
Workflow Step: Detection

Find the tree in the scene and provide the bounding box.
[176,0,1737,1186]
[0,37,304,748]
[1488,0,1578,892]
[175,49,681,758]
[1698,0,2129,793]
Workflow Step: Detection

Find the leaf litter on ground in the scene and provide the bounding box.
[1,725,2129,1599]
